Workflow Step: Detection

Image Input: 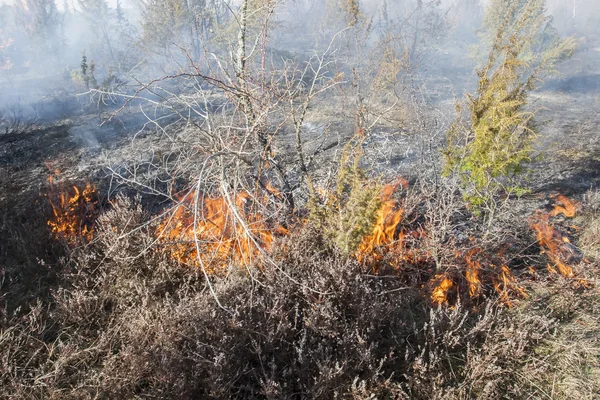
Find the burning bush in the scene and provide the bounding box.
[0,211,571,399]
[150,173,555,308]
[5,179,600,399]
[349,180,528,307]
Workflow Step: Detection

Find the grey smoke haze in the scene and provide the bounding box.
[0,0,599,127]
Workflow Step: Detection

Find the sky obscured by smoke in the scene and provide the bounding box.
[1,0,599,117]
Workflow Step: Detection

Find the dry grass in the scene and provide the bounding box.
[2,187,600,399]
[579,189,600,261]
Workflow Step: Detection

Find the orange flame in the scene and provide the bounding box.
[494,265,528,305]
[431,275,454,305]
[531,211,574,278]
[356,178,409,265]
[47,178,98,245]
[550,194,579,218]
[155,180,582,306]
[156,190,287,273]
[357,179,527,306]
[465,249,481,298]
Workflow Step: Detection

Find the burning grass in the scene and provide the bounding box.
[530,194,590,287]
[149,180,589,308]
[46,174,98,245]
[156,189,288,273]
[42,173,591,308]
[352,180,529,306]
[9,178,600,399]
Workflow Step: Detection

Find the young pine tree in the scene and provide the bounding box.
[309,135,381,256]
[444,0,577,215]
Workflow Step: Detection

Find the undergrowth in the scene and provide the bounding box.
[1,192,599,399]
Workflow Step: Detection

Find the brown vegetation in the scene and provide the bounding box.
[2,0,600,399]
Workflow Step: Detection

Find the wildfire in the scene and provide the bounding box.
[356,179,527,306]
[530,194,583,280]
[154,181,585,305]
[465,249,482,298]
[356,178,417,269]
[550,194,579,218]
[431,274,454,305]
[530,194,592,289]
[47,175,98,245]
[494,265,528,305]
[358,180,405,253]
[156,189,287,273]
[531,212,575,278]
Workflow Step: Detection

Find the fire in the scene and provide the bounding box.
[154,182,584,305]
[47,177,98,245]
[356,178,414,268]
[530,197,577,279]
[431,275,454,305]
[494,265,528,305]
[550,194,579,218]
[530,195,591,288]
[465,249,481,298]
[358,180,405,253]
[356,179,527,306]
[156,189,287,273]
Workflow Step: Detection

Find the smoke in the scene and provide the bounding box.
[0,0,599,131]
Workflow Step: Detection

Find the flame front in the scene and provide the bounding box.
[356,179,526,306]
[155,182,583,305]
[465,249,481,298]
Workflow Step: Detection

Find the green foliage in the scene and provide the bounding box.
[444,0,576,213]
[308,136,381,255]
[475,0,577,71]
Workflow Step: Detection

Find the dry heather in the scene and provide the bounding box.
[580,189,600,261]
[1,192,599,399]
